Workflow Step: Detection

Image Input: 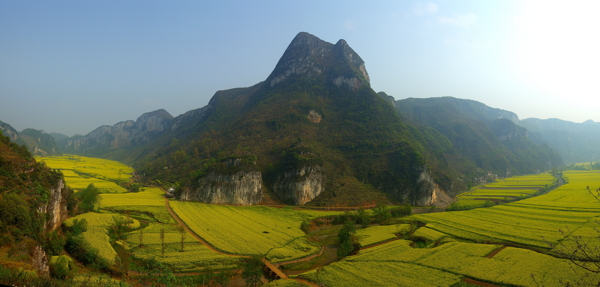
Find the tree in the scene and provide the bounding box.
[241,256,263,287]
[337,220,356,258]
[356,207,370,228]
[160,227,165,257]
[78,184,100,213]
[372,203,391,224]
[179,225,186,252]
[139,227,144,247]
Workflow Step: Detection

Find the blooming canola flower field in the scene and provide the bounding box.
[36,154,133,193]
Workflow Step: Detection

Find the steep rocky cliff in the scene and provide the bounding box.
[272,165,324,205]
[180,170,262,205]
[37,178,69,231]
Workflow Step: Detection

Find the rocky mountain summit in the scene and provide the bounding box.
[267,32,369,90]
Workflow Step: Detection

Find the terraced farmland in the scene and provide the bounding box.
[36,154,133,192]
[64,213,140,264]
[414,170,600,248]
[451,172,556,209]
[299,239,589,286]
[99,187,175,224]
[126,223,239,272]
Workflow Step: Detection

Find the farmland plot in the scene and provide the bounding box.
[415,171,600,248]
[299,239,595,286]
[127,223,238,272]
[36,154,133,193]
[64,213,139,265]
[99,187,175,224]
[170,201,339,256]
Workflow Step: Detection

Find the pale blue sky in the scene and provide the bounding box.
[2,1,599,136]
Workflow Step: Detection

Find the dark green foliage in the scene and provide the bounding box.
[133,258,177,287]
[241,256,264,287]
[109,215,132,241]
[44,230,66,256]
[300,221,312,233]
[397,97,563,179]
[372,203,392,224]
[77,184,100,213]
[49,256,70,279]
[64,235,109,270]
[356,207,371,228]
[390,205,412,217]
[337,220,356,258]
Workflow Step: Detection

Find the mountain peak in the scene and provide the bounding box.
[137,109,174,121]
[267,32,369,89]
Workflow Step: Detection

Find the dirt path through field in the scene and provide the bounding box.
[485,246,506,258]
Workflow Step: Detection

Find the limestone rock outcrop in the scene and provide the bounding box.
[272,165,324,205]
[180,170,263,205]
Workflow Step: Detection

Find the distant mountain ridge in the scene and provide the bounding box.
[61,109,174,156]
[394,97,562,177]
[0,120,61,156]
[521,118,600,164]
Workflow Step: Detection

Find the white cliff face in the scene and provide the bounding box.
[272,166,324,205]
[37,179,69,231]
[181,170,263,205]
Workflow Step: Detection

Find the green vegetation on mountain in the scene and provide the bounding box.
[132,33,461,206]
[396,97,562,178]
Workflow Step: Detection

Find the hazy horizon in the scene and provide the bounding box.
[2,1,599,136]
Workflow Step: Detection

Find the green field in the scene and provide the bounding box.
[99,187,175,224]
[299,239,588,286]
[36,154,133,193]
[126,223,239,272]
[450,172,556,209]
[64,212,140,265]
[414,170,600,248]
[355,224,409,247]
[170,201,340,258]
